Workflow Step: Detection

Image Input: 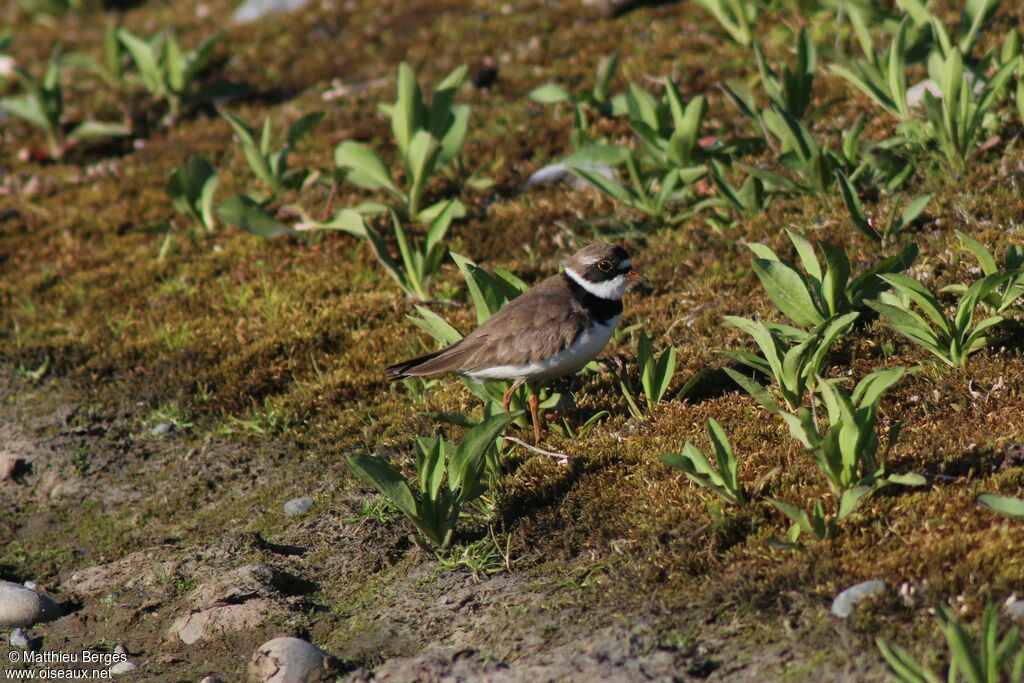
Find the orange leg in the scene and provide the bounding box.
[529,387,542,445]
[503,378,524,413]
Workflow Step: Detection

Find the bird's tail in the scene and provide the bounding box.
[385,345,456,381]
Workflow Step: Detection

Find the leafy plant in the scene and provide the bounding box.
[747,229,918,329]
[705,163,767,221]
[618,330,677,417]
[569,77,715,221]
[830,16,915,122]
[117,28,220,120]
[762,367,925,542]
[334,62,469,221]
[694,0,760,47]
[755,27,816,120]
[867,272,1012,367]
[346,412,519,550]
[660,418,747,506]
[312,201,460,301]
[920,47,1020,171]
[221,109,323,195]
[877,602,1024,683]
[0,45,129,159]
[837,170,931,242]
[722,312,858,410]
[946,231,1024,314]
[978,493,1024,520]
[529,52,623,148]
[167,155,219,234]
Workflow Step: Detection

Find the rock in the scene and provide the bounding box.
[169,599,280,645]
[232,0,310,24]
[9,628,31,650]
[1005,595,1024,622]
[248,637,338,683]
[64,550,173,596]
[199,677,225,683]
[114,644,127,655]
[150,422,172,436]
[0,581,62,627]
[110,661,137,675]
[831,580,888,618]
[524,162,614,191]
[283,496,314,516]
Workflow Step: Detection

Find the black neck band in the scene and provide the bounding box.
[562,273,623,324]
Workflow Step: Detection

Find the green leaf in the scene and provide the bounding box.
[978,493,1024,519]
[216,196,293,238]
[67,119,130,140]
[335,141,400,196]
[346,453,417,520]
[751,258,825,328]
[529,83,572,104]
[392,62,425,156]
[955,230,998,275]
[448,412,520,504]
[836,170,881,242]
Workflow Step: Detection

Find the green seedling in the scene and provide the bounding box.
[705,163,767,220]
[722,312,858,410]
[571,150,688,221]
[946,231,1024,314]
[694,0,760,47]
[0,45,129,160]
[117,27,220,120]
[167,155,219,233]
[830,16,914,122]
[921,47,1020,171]
[335,62,469,221]
[747,229,919,328]
[616,330,676,418]
[867,271,1012,367]
[978,493,1024,520]
[764,367,925,542]
[754,27,816,120]
[661,418,747,506]
[837,170,931,243]
[625,78,711,177]
[529,52,623,148]
[877,602,1024,683]
[221,109,323,195]
[346,412,520,550]
[65,21,129,90]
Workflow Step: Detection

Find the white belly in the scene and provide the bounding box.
[466,315,621,383]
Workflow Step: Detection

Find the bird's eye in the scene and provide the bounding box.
[597,260,613,272]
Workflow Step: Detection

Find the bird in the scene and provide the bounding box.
[386,242,643,443]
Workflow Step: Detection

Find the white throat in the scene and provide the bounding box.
[564,266,627,301]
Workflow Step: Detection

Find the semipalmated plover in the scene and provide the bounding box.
[387,243,643,443]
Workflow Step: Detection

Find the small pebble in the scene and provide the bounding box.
[114,644,127,655]
[9,628,31,650]
[110,661,137,675]
[199,677,224,683]
[831,580,887,618]
[283,496,314,516]
[150,423,172,436]
[23,580,37,591]
[248,637,337,682]
[1005,595,1024,622]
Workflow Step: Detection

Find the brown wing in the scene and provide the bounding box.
[392,274,586,377]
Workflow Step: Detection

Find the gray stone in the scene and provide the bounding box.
[232,0,310,24]
[1005,595,1024,622]
[150,422,172,436]
[0,581,62,627]
[524,162,614,191]
[9,628,31,650]
[248,637,337,682]
[283,496,313,516]
[169,599,279,645]
[109,661,136,675]
[831,580,887,618]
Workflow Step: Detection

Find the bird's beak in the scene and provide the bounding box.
[625,269,648,292]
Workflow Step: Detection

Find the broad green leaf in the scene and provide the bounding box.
[978,493,1024,519]
[448,412,520,503]
[67,119,130,140]
[751,258,824,328]
[216,195,293,238]
[335,141,400,196]
[529,83,572,104]
[346,453,417,519]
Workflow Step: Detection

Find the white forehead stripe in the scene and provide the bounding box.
[565,266,628,301]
